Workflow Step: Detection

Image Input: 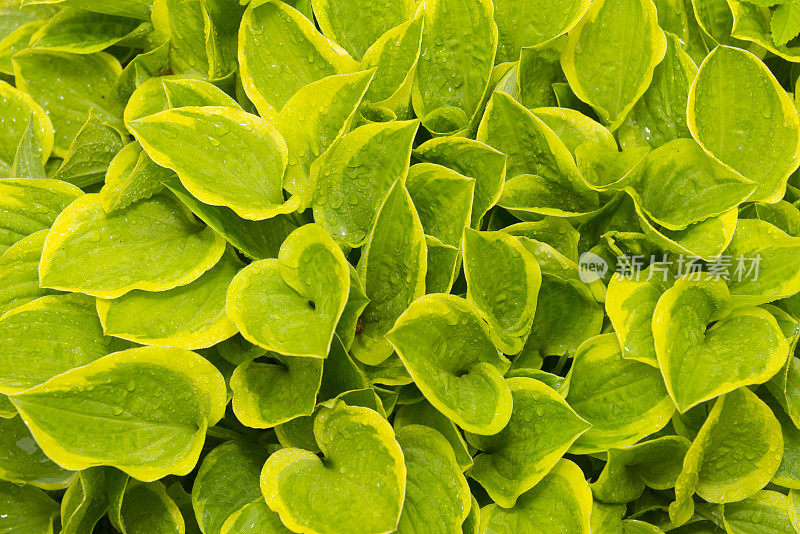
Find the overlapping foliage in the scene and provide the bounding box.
[2,0,800,532]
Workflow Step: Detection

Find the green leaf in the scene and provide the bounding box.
[618,32,699,149]
[0,479,59,534]
[653,275,788,412]
[129,105,294,220]
[191,441,266,534]
[0,230,56,317]
[462,228,541,354]
[0,81,53,174]
[10,113,47,179]
[688,45,800,203]
[393,400,474,472]
[230,354,324,428]
[492,0,591,62]
[465,377,590,507]
[121,481,185,534]
[772,0,800,46]
[360,16,424,119]
[0,415,74,489]
[412,0,497,135]
[566,334,675,453]
[312,120,418,247]
[721,219,800,305]
[591,436,691,504]
[625,138,756,230]
[387,294,512,434]
[407,163,475,248]
[414,137,507,228]
[50,111,127,188]
[226,223,350,358]
[221,500,292,534]
[424,236,461,294]
[96,249,241,350]
[160,174,297,261]
[670,388,783,525]
[351,179,427,365]
[311,0,416,61]
[335,266,370,351]
[605,270,670,367]
[723,490,797,533]
[238,0,357,116]
[124,76,243,125]
[278,70,374,207]
[479,92,599,217]
[39,193,226,299]
[260,402,406,534]
[728,0,800,62]
[561,0,667,130]
[60,467,109,534]
[521,276,604,359]
[480,459,592,534]
[0,293,111,394]
[12,49,122,155]
[395,425,471,533]
[21,0,153,20]
[9,346,227,481]
[99,142,169,212]
[29,8,149,54]
[636,205,738,262]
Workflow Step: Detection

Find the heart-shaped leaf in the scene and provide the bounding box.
[626,138,756,230]
[561,0,666,130]
[351,179,426,365]
[278,70,374,206]
[129,106,294,220]
[120,481,184,534]
[407,163,474,248]
[463,228,541,354]
[226,223,350,358]
[395,425,471,533]
[653,275,789,412]
[465,377,590,507]
[566,334,675,453]
[238,0,357,116]
[9,346,227,481]
[260,402,405,534]
[480,459,592,533]
[688,46,800,203]
[230,354,324,429]
[412,0,496,135]
[39,193,226,299]
[311,120,418,247]
[387,294,512,434]
[722,491,797,534]
[670,388,783,526]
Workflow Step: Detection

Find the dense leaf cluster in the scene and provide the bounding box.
[2,0,800,532]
